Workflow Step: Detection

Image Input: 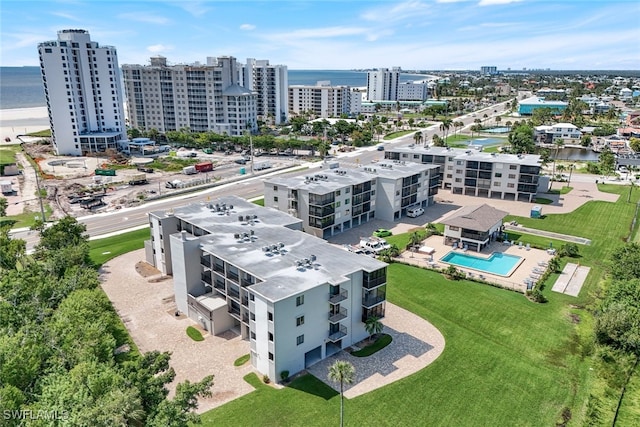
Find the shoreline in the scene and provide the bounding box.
[0,106,49,143]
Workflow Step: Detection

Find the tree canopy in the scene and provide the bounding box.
[0,216,214,426]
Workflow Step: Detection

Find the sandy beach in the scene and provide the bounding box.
[0,106,50,143]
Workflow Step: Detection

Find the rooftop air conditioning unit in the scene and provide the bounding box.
[234,233,240,239]
[310,254,317,262]
[238,215,244,222]
[262,246,270,252]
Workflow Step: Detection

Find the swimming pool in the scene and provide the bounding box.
[441,251,522,276]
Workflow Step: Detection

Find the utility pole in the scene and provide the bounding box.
[33,163,46,223]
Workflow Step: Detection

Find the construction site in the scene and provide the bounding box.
[3,140,292,220]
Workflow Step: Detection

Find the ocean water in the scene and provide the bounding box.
[0,67,46,109]
[0,66,428,110]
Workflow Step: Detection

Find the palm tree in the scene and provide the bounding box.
[550,138,564,188]
[567,163,575,187]
[365,316,384,342]
[409,230,423,248]
[328,361,355,427]
[413,131,423,146]
[557,164,566,183]
[440,118,453,141]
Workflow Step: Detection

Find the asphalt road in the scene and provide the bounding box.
[11,97,518,249]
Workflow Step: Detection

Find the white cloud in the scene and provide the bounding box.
[50,11,81,21]
[118,13,170,25]
[147,44,173,53]
[478,0,523,6]
[239,24,256,31]
[362,0,431,23]
[265,26,369,42]
[173,1,211,18]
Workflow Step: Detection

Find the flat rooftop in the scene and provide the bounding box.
[265,162,438,194]
[156,196,387,302]
[388,145,542,166]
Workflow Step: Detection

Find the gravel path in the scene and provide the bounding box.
[307,303,445,399]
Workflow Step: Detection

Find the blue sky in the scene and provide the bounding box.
[1,0,639,70]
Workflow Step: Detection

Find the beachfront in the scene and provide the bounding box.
[0,106,50,143]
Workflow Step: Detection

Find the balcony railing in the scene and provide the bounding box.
[228,305,241,318]
[362,292,386,308]
[329,307,348,323]
[329,289,348,304]
[228,287,240,300]
[201,272,212,285]
[363,276,386,290]
[213,281,225,293]
[328,325,347,342]
[226,271,239,282]
[200,256,211,269]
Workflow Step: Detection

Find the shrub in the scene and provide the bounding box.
[186,326,204,341]
[234,354,250,366]
[444,265,464,280]
[280,370,290,382]
[559,243,580,258]
[527,289,547,303]
[263,375,271,384]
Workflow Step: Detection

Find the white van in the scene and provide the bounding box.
[407,206,425,218]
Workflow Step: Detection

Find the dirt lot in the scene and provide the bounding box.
[10,142,293,219]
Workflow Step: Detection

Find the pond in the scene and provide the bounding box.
[550,147,600,162]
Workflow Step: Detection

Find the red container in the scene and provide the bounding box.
[194,162,214,172]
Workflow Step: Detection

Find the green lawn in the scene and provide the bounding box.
[200,186,640,426]
[187,326,204,341]
[3,205,54,229]
[200,263,590,426]
[88,227,149,266]
[506,184,640,296]
[351,334,392,357]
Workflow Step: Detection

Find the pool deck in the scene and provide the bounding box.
[400,235,554,293]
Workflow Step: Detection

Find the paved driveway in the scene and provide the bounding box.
[307,303,445,398]
[100,248,254,413]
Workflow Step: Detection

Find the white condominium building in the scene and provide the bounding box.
[264,162,440,239]
[122,56,257,136]
[240,58,289,125]
[288,81,351,118]
[366,67,400,101]
[146,196,387,381]
[385,146,543,202]
[38,29,126,156]
[397,81,429,101]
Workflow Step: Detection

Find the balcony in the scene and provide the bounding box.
[201,271,211,285]
[329,307,348,323]
[362,292,386,308]
[228,305,241,319]
[329,289,348,304]
[228,287,240,300]
[328,325,347,342]
[200,256,211,269]
[363,276,386,290]
[226,271,239,282]
[213,280,226,293]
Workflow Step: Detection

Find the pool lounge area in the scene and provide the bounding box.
[441,251,523,277]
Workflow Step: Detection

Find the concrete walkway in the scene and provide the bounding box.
[306,303,445,399]
[503,224,591,245]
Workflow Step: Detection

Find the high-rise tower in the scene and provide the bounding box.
[38,29,126,156]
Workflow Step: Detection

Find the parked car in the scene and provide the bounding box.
[407,206,425,218]
[234,158,247,165]
[377,145,385,151]
[373,228,392,238]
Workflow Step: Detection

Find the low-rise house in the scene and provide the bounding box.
[441,204,508,252]
[534,123,582,144]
